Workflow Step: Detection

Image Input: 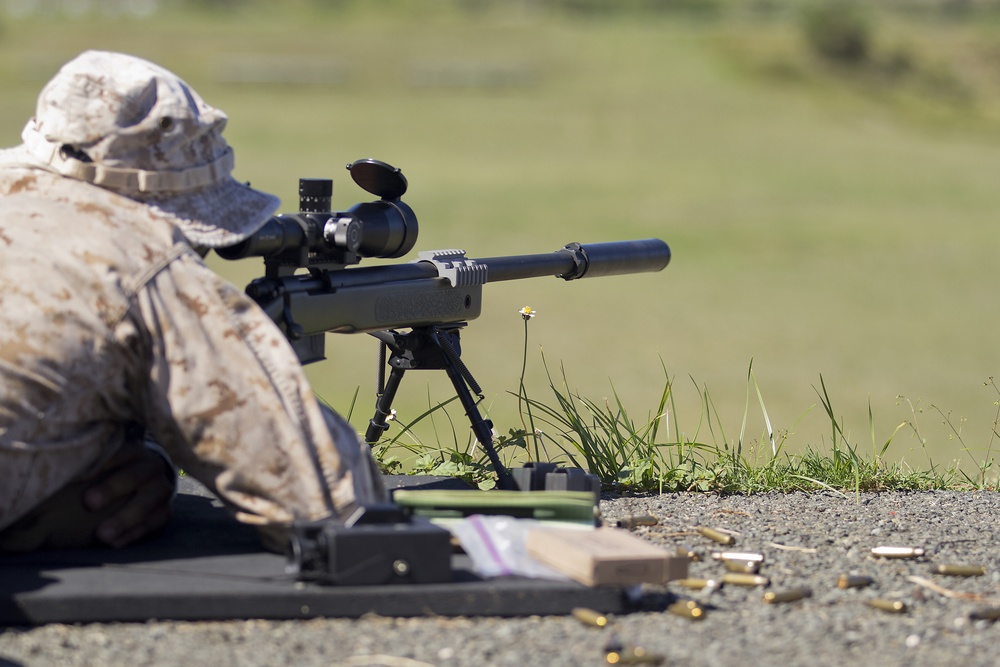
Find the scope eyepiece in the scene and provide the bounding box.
[347,199,417,259]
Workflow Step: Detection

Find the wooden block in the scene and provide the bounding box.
[525,526,688,587]
[662,549,689,583]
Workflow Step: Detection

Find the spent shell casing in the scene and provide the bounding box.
[676,544,703,562]
[969,607,1000,623]
[763,587,813,604]
[668,599,706,620]
[721,572,770,587]
[605,646,665,665]
[711,551,765,563]
[697,526,736,546]
[871,546,925,559]
[603,633,625,653]
[931,563,986,577]
[837,574,875,589]
[675,577,722,590]
[724,559,762,574]
[867,598,908,614]
[615,514,658,529]
[572,607,609,628]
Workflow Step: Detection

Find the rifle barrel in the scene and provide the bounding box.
[275,238,670,292]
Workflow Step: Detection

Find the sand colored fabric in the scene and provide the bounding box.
[0,50,278,248]
[0,169,386,540]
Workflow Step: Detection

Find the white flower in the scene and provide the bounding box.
[519,306,536,321]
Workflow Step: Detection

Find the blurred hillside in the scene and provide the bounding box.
[2,1,1000,478]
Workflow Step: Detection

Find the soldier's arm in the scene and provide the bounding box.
[127,250,385,538]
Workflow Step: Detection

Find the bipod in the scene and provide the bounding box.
[364,323,516,490]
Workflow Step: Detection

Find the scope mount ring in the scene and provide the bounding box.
[348,158,408,201]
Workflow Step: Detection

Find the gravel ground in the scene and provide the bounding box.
[1,490,998,667]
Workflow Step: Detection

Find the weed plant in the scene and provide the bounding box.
[369,309,997,495]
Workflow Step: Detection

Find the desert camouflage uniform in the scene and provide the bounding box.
[0,168,386,536]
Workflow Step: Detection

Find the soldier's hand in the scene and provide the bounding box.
[82,440,175,548]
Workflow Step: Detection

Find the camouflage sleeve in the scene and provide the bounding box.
[131,250,386,528]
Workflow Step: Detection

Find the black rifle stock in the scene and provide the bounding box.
[218,160,671,489]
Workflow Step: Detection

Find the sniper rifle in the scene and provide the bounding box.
[217,159,671,490]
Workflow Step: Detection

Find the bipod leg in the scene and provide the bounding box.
[365,366,405,445]
[433,329,516,491]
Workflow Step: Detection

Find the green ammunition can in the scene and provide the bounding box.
[867,599,908,613]
[763,588,812,604]
[697,526,736,546]
[837,574,874,589]
[931,563,986,577]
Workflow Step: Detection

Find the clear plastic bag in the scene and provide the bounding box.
[448,514,573,581]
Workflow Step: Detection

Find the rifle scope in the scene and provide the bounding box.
[216,159,418,264]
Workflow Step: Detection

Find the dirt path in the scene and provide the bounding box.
[1,491,997,667]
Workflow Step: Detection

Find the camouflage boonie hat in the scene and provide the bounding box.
[0,50,279,248]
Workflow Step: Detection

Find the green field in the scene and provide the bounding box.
[3,2,1000,480]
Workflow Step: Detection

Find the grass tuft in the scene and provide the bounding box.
[367,315,995,495]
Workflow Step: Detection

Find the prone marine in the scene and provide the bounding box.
[0,50,386,552]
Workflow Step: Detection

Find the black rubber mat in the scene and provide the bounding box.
[0,478,631,625]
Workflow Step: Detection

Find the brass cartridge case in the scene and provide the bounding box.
[721,572,770,587]
[867,599,908,613]
[837,574,875,589]
[711,551,765,563]
[675,577,721,590]
[871,546,925,559]
[697,526,736,546]
[605,646,666,665]
[675,544,703,562]
[615,515,658,529]
[969,607,1000,623]
[572,607,609,628]
[763,588,813,604]
[723,559,762,574]
[668,599,706,620]
[931,563,986,577]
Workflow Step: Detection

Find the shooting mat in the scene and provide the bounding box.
[0,477,630,625]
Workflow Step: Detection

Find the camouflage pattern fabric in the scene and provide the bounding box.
[8,49,280,249]
[0,168,386,538]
